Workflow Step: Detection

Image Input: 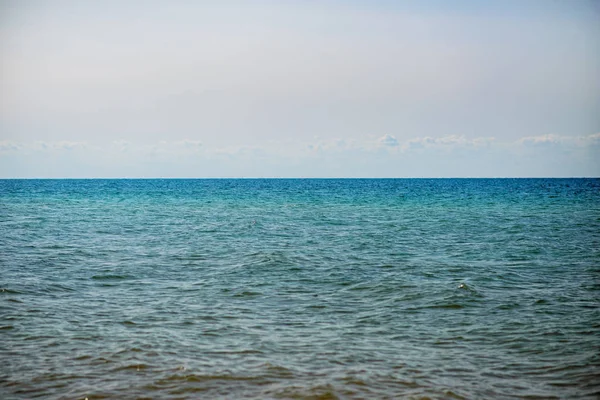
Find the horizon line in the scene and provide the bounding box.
[1,177,598,180]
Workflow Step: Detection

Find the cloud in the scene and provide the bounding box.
[176,139,203,148]
[31,141,88,151]
[56,141,87,150]
[517,134,566,146]
[34,141,49,150]
[125,140,205,157]
[404,136,435,150]
[516,133,600,148]
[377,134,399,147]
[403,135,494,151]
[153,140,203,152]
[307,138,356,153]
[112,140,131,152]
[1,133,597,178]
[0,141,23,152]
[576,133,600,147]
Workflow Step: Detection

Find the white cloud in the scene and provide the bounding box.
[31,140,88,151]
[403,135,495,151]
[55,141,87,150]
[517,133,600,148]
[307,138,357,153]
[112,140,131,152]
[0,133,597,177]
[33,141,50,150]
[576,133,600,146]
[517,134,566,146]
[377,134,399,147]
[0,141,22,152]
[175,139,203,148]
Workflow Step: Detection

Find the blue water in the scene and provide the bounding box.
[1,179,599,399]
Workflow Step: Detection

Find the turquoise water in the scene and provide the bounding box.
[1,178,599,399]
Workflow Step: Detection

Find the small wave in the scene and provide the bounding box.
[0,288,22,295]
[444,390,468,400]
[269,383,339,400]
[496,303,521,310]
[425,303,465,310]
[341,376,368,386]
[23,335,53,341]
[456,282,482,296]
[114,363,150,371]
[232,291,262,297]
[347,283,374,292]
[92,274,131,280]
[173,253,207,261]
[157,373,258,384]
[306,304,327,309]
[37,283,76,293]
[205,349,263,356]
[91,357,115,365]
[242,250,293,269]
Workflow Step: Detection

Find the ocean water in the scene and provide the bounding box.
[1,178,599,400]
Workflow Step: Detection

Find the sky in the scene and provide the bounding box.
[0,0,599,178]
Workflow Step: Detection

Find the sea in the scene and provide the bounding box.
[1,178,599,399]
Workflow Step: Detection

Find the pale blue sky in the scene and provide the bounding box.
[1,0,598,177]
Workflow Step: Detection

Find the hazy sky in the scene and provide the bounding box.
[1,0,599,177]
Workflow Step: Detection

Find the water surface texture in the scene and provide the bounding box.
[1,179,599,399]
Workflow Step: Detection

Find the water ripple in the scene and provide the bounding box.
[1,178,599,399]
